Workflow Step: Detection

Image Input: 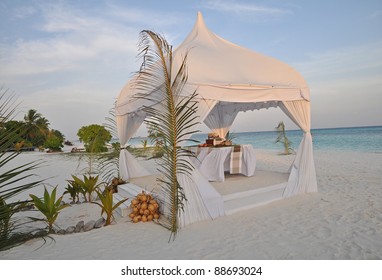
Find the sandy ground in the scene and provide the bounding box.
[0,149,381,260]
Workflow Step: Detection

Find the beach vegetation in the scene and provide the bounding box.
[1,120,24,149]
[69,175,101,202]
[92,188,128,226]
[29,186,69,233]
[43,129,65,152]
[0,106,66,152]
[275,121,294,155]
[23,109,50,147]
[224,131,236,145]
[64,179,82,203]
[77,124,112,153]
[147,123,165,158]
[0,88,46,251]
[141,139,148,150]
[133,30,199,240]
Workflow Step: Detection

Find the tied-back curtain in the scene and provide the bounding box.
[204,103,239,138]
[116,112,150,180]
[280,100,317,197]
[116,111,146,145]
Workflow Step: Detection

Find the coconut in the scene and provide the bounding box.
[141,202,148,210]
[147,204,155,212]
[131,199,138,206]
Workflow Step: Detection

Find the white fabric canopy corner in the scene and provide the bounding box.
[115,11,317,227]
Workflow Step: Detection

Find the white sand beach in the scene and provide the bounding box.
[1,149,381,260]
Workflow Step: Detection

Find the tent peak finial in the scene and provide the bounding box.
[196,11,205,23]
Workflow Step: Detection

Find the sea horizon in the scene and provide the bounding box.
[128,125,382,153]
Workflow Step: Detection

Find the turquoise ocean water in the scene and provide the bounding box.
[128,126,382,153]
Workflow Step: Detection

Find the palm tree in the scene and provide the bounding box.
[0,89,46,251]
[134,30,199,239]
[23,109,49,147]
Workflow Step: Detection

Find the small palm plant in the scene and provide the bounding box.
[29,186,69,233]
[275,121,294,155]
[70,175,101,202]
[92,189,128,226]
[141,139,148,149]
[63,179,82,203]
[133,30,199,239]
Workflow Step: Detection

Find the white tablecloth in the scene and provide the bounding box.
[190,144,256,182]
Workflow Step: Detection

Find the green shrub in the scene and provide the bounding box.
[77,124,112,153]
[43,133,64,152]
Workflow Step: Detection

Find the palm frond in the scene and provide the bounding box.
[132,30,199,240]
[97,106,120,183]
[0,88,47,251]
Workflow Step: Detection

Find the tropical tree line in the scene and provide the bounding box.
[0,89,126,251]
[0,108,65,152]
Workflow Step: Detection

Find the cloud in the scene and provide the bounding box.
[294,41,382,89]
[290,42,382,128]
[201,0,291,18]
[0,2,140,79]
[105,4,185,28]
[0,1,197,139]
[0,2,189,81]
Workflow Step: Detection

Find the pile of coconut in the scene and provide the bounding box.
[129,191,160,223]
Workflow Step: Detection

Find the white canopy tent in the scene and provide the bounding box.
[115,12,317,227]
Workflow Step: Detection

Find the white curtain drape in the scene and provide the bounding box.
[280,100,317,197]
[116,112,150,180]
[203,102,238,138]
[177,158,225,228]
[177,98,225,227]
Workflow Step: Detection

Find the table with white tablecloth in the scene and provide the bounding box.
[188,144,256,182]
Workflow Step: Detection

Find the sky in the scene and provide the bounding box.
[1,0,381,140]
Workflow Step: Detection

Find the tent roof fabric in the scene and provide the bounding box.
[116,12,310,116]
[172,12,310,103]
